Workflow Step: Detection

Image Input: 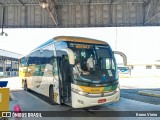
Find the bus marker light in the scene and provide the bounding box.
[98,99,106,103]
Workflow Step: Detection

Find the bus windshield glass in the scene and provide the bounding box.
[68,42,117,86]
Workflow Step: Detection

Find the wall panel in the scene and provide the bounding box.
[0,1,160,28]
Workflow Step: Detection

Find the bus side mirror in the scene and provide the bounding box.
[114,51,127,66]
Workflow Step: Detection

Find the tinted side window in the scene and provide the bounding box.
[28,51,37,65]
[43,44,54,64]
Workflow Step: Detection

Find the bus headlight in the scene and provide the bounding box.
[72,88,88,96]
[78,90,87,95]
[115,87,120,92]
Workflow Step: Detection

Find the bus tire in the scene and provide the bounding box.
[23,80,28,91]
[49,86,57,105]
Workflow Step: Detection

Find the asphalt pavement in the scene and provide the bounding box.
[8,90,160,120]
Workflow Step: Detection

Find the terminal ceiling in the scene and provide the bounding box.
[0,0,160,28]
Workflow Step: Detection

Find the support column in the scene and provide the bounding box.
[3,58,6,77]
[0,58,2,77]
[11,60,13,76]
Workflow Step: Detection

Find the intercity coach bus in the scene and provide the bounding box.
[19,36,126,108]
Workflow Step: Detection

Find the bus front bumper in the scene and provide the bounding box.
[71,88,120,108]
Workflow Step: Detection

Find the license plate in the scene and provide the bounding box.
[98,99,106,103]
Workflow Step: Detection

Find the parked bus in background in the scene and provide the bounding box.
[19,36,126,108]
[19,57,28,89]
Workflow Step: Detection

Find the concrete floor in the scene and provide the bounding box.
[9,90,160,120]
[10,90,160,111]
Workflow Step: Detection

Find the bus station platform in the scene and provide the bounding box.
[138,90,160,97]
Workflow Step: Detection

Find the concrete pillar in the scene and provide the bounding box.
[3,58,6,77]
[11,60,13,76]
[0,58,2,77]
[0,59,2,68]
[16,60,19,76]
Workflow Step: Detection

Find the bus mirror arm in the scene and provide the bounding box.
[113,51,127,66]
[62,48,75,65]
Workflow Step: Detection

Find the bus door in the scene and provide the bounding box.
[56,49,73,104]
[56,54,71,103]
[54,41,75,104]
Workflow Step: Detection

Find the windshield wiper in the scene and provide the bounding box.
[75,77,92,83]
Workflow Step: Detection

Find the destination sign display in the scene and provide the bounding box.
[69,43,92,49]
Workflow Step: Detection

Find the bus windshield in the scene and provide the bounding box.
[68,42,117,86]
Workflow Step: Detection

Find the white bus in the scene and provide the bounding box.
[19,36,124,108]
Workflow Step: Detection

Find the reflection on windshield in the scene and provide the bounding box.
[69,43,117,85]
